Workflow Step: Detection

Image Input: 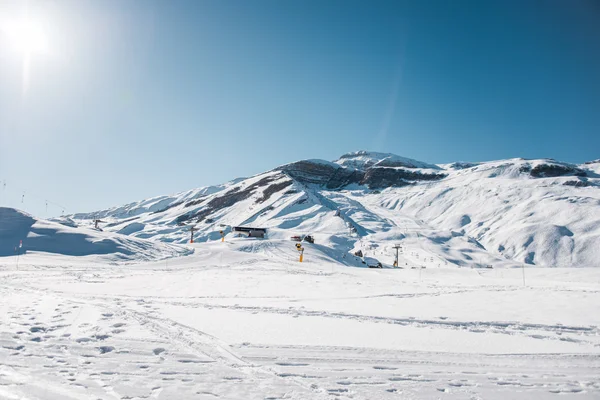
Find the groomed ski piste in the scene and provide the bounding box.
[1,151,600,399]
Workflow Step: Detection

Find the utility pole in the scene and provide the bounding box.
[93,219,104,230]
[189,226,197,244]
[393,244,402,268]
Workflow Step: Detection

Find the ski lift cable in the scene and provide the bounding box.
[0,179,69,213]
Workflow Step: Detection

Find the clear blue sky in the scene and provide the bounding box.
[1,0,599,217]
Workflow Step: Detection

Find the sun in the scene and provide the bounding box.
[1,16,50,94]
[1,17,48,55]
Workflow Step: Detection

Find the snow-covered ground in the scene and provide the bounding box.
[1,239,599,399]
[1,151,599,398]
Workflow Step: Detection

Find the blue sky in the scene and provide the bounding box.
[1,0,599,216]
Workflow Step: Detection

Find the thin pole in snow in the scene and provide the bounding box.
[522,263,526,286]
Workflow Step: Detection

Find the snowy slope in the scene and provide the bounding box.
[334,150,442,170]
[367,158,600,267]
[0,207,190,261]
[61,152,600,268]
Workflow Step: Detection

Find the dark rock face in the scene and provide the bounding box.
[360,167,446,189]
[326,167,363,189]
[519,165,532,173]
[279,160,445,190]
[449,162,478,170]
[530,164,586,178]
[280,161,339,185]
[563,180,592,187]
[256,180,293,203]
[279,161,363,189]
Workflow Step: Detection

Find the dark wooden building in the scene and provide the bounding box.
[232,226,267,238]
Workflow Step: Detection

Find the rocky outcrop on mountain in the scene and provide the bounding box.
[563,179,593,188]
[448,162,479,170]
[279,160,363,189]
[527,163,586,178]
[174,173,292,224]
[360,167,446,189]
[279,156,445,190]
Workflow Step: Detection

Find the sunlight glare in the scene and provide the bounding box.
[2,17,49,55]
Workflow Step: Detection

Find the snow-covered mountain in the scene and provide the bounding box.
[63,151,600,268]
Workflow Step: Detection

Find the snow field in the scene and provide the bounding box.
[1,239,599,399]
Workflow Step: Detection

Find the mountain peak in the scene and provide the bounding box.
[334,150,441,170]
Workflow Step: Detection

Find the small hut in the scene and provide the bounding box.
[232,226,267,238]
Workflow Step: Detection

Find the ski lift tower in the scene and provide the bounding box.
[393,244,403,267]
[93,219,105,230]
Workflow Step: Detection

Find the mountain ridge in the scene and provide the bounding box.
[48,150,600,268]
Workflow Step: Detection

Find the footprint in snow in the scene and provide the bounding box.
[196,392,219,397]
[98,346,115,354]
[275,362,309,367]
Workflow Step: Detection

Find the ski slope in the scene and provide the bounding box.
[1,239,599,399]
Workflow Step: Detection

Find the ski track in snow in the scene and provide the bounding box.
[1,240,600,399]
